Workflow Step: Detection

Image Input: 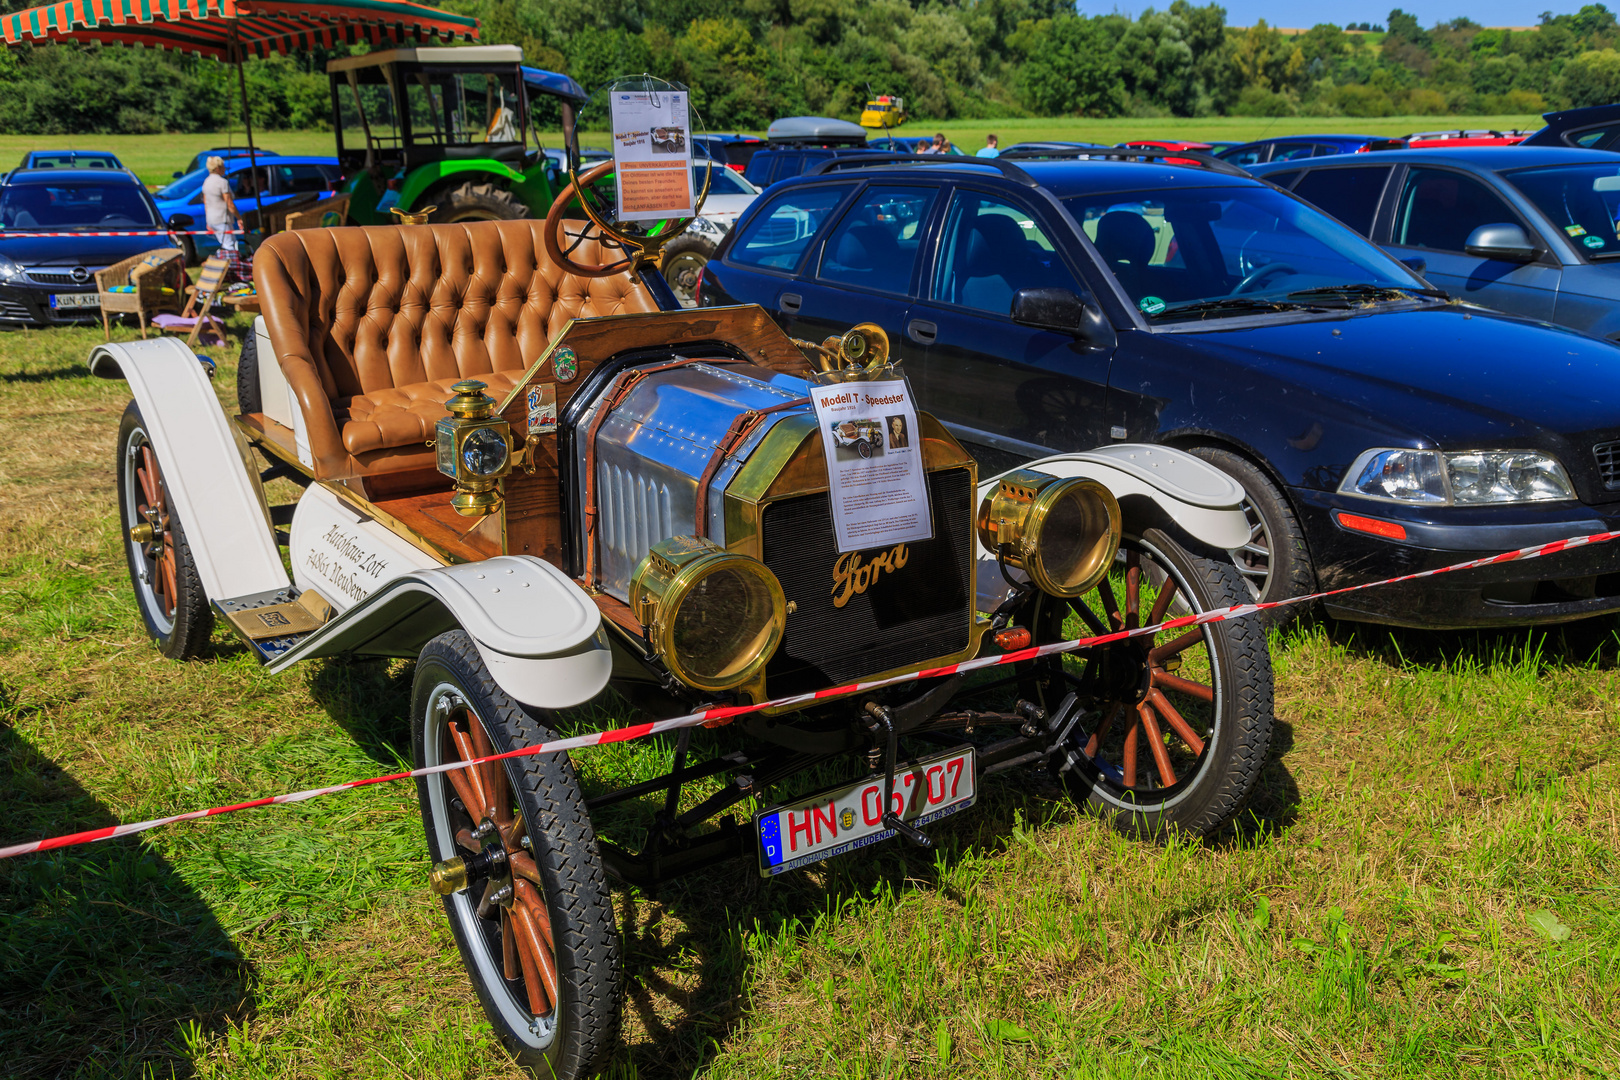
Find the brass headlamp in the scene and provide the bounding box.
[629,536,787,692]
[435,380,513,516]
[977,469,1121,597]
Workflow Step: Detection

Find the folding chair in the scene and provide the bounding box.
[151,255,230,347]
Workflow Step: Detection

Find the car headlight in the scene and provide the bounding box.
[977,469,1121,597]
[630,536,786,692]
[0,254,22,282]
[460,426,509,477]
[1340,449,1575,505]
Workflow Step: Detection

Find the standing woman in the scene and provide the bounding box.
[200,157,239,263]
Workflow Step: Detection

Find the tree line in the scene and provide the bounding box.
[4,1,1620,133]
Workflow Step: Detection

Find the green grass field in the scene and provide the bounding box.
[0,115,1546,187]
[0,314,1616,1079]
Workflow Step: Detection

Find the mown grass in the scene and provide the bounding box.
[0,115,1547,188]
[0,316,1617,1079]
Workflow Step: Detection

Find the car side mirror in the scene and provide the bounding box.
[1011,287,1115,349]
[167,213,194,230]
[1464,223,1538,262]
[172,171,183,179]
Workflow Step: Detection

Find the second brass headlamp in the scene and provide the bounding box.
[977,469,1122,597]
[436,380,513,516]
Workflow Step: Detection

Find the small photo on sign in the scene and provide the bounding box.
[829,418,884,461]
[651,126,687,154]
[885,414,909,449]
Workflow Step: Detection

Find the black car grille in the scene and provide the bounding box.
[1597,440,1620,490]
[761,467,974,697]
[26,270,82,286]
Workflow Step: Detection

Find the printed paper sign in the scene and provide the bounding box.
[811,377,933,553]
[610,90,695,222]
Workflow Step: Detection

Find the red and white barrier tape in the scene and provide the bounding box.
[3,527,1616,861]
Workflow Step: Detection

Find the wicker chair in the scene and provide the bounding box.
[95,248,185,340]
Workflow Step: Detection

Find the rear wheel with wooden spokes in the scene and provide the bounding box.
[116,402,213,659]
[1030,529,1274,837]
[411,631,619,1080]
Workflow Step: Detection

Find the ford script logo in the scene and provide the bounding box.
[830,543,909,609]
[70,266,89,283]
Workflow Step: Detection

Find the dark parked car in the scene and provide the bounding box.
[0,168,182,326]
[1252,146,1620,340]
[1217,134,1378,166]
[694,133,766,173]
[744,116,879,188]
[17,150,126,171]
[1522,102,1620,151]
[698,150,1620,629]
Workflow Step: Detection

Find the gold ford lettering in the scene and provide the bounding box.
[831,543,909,608]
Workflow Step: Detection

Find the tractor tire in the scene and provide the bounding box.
[430,181,531,224]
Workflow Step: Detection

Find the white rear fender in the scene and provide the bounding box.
[90,338,289,602]
[267,555,613,710]
[975,444,1249,611]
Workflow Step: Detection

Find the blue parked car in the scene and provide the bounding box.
[698,149,1620,629]
[173,146,281,179]
[0,167,181,326]
[1218,134,1378,167]
[1252,146,1620,340]
[154,155,341,262]
[17,150,126,171]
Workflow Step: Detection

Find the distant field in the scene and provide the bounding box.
[0,115,1546,187]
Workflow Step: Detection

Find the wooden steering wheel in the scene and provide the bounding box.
[543,159,712,279]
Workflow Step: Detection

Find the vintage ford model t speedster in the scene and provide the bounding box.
[90,171,1273,1077]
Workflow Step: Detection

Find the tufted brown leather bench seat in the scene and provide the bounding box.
[255,219,657,491]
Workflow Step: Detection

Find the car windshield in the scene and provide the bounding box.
[156,170,206,201]
[1063,185,1427,320]
[695,165,755,195]
[1504,163,1620,259]
[0,182,159,230]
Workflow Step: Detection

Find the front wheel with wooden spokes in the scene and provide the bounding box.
[1031,529,1274,837]
[116,401,213,659]
[411,631,619,1080]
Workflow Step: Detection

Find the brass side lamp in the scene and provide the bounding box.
[436,380,514,516]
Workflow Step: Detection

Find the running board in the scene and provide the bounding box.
[213,586,334,664]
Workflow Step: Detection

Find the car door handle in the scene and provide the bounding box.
[907,318,937,345]
[779,292,802,314]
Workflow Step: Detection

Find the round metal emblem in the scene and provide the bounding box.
[71,266,89,283]
[839,809,856,830]
[553,346,578,383]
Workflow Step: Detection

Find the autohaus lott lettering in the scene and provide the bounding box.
[305,525,392,604]
[830,543,909,608]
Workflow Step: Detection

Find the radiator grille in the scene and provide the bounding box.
[1596,440,1620,490]
[761,467,974,697]
[26,270,80,286]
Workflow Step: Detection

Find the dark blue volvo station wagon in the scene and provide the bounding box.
[698,150,1620,629]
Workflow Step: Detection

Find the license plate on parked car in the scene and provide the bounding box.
[50,293,98,310]
[755,746,976,876]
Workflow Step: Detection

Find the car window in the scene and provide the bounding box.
[1290,166,1393,235]
[935,191,1079,314]
[1062,185,1423,321]
[0,183,158,229]
[1570,124,1620,149]
[1264,170,1303,189]
[1394,168,1522,252]
[1269,142,1316,162]
[727,184,850,272]
[1505,163,1620,258]
[694,166,755,195]
[818,185,937,294]
[1220,144,1267,166]
[275,164,335,194]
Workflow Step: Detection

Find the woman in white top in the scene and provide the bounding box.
[200,156,239,257]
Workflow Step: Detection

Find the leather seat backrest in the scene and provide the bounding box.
[255,219,657,403]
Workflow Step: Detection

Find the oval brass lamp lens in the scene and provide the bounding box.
[1031,482,1116,595]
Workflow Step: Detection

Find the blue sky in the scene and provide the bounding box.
[1088,2,1588,28]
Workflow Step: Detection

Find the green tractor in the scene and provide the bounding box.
[329,45,589,225]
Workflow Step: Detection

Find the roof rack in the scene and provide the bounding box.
[998,145,1251,177]
[806,152,1039,187]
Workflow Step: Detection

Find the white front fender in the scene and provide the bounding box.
[268,556,613,710]
[90,338,289,602]
[975,443,1249,611]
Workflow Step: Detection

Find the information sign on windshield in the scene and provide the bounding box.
[609,89,695,222]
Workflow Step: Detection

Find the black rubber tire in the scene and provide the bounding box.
[430,181,531,223]
[1055,529,1274,838]
[236,329,261,415]
[116,402,214,660]
[1186,445,1314,620]
[660,233,714,305]
[411,631,620,1080]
